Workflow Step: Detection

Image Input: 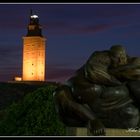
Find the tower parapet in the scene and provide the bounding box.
[26,10,43,37]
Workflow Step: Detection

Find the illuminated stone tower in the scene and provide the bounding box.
[22,10,46,81]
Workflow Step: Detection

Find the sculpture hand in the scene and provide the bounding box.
[88,119,106,136]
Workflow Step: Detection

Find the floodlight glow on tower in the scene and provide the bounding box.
[22,10,46,81]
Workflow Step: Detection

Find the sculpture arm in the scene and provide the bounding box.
[53,85,105,135]
[109,57,140,80]
[53,85,96,121]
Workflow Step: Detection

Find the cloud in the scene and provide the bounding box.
[0,45,22,64]
[0,44,22,82]
[93,5,137,19]
[77,24,113,34]
[46,22,113,35]
[121,31,140,39]
[42,4,137,20]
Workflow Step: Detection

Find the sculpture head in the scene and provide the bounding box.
[110,45,127,67]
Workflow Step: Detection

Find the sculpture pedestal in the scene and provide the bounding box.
[66,127,140,136]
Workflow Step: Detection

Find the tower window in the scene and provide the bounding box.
[32,63,34,66]
[32,73,34,75]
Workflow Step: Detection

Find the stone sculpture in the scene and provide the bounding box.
[53,45,140,135]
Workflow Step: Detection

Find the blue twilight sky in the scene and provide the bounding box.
[0,3,140,82]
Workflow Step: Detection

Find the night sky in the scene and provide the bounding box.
[0,3,140,83]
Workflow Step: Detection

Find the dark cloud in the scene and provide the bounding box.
[46,23,112,35]
[41,4,138,20]
[121,31,140,39]
[0,44,22,81]
[77,24,112,34]
[46,20,131,36]
[0,45,22,61]
[92,5,137,18]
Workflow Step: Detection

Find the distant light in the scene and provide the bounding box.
[15,76,22,81]
[31,15,38,19]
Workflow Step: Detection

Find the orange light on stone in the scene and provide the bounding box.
[22,37,46,81]
[15,77,22,81]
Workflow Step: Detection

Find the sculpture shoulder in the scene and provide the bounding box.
[87,50,111,66]
[128,56,140,65]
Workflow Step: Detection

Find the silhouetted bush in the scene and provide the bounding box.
[0,82,48,110]
[0,85,66,136]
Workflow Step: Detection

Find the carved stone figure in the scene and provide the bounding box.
[53,45,140,136]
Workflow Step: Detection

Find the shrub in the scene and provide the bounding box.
[0,85,66,136]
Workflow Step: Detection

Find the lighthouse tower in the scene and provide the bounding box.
[22,10,46,81]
